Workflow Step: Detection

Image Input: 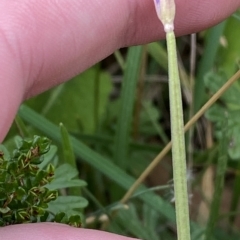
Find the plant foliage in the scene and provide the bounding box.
[0,136,87,227]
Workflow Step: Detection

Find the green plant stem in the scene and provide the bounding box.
[113,50,125,71]
[166,31,190,240]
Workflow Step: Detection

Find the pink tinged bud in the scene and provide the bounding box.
[153,0,176,32]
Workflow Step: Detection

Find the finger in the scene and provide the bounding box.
[0,26,25,141]
[2,0,239,97]
[1,223,138,240]
[0,0,130,140]
[0,0,239,141]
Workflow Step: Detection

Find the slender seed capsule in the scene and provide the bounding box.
[153,0,176,32]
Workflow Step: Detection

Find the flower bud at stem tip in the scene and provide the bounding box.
[153,0,176,33]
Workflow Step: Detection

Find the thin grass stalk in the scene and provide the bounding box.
[167,30,191,240]
[113,46,143,169]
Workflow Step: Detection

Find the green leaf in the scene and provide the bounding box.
[0,145,10,160]
[15,187,27,201]
[205,71,240,160]
[54,212,65,223]
[32,136,51,155]
[45,164,87,190]
[143,204,160,240]
[33,170,49,186]
[0,207,10,214]
[15,210,30,222]
[141,101,168,143]
[54,163,77,178]
[47,179,86,191]
[43,190,58,203]
[109,204,155,240]
[3,182,18,193]
[204,71,240,109]
[47,196,88,215]
[205,105,226,123]
[0,170,7,183]
[38,145,58,169]
[68,215,82,227]
[44,67,112,133]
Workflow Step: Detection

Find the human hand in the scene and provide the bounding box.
[0,0,239,239]
[0,0,239,141]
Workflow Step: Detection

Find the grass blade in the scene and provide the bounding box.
[60,122,81,196]
[60,123,76,168]
[113,46,143,169]
[167,30,190,240]
[14,115,30,138]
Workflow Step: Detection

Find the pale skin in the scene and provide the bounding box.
[0,0,240,239]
